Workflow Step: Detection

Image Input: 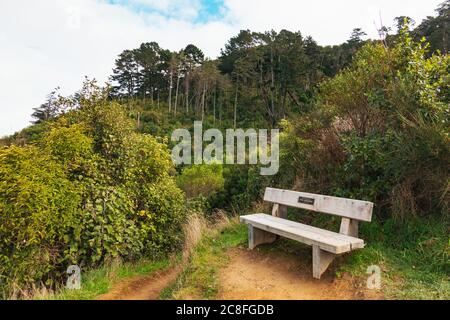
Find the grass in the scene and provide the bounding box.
[330,216,448,300]
[338,216,449,300]
[338,244,449,300]
[40,257,174,300]
[161,221,247,300]
[284,209,450,299]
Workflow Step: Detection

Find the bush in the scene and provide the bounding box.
[128,133,186,256]
[0,145,80,292]
[0,82,187,297]
[134,179,186,255]
[208,164,272,214]
[70,185,144,266]
[177,164,225,199]
[281,29,449,219]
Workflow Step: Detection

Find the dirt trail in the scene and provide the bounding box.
[217,248,383,300]
[97,267,181,300]
[97,247,382,300]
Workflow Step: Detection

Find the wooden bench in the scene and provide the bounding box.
[240,188,374,279]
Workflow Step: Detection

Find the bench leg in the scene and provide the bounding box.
[339,218,359,237]
[248,225,277,250]
[312,245,335,279]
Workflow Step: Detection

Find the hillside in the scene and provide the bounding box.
[0,2,449,300]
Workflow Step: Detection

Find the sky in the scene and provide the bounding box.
[0,0,444,137]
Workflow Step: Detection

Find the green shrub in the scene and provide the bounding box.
[281,28,449,219]
[208,164,272,214]
[134,179,186,256]
[0,145,80,292]
[127,133,186,256]
[42,123,93,165]
[177,164,225,199]
[69,185,144,266]
[0,82,188,297]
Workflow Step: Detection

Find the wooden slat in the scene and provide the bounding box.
[264,188,374,222]
[253,214,365,248]
[240,214,364,254]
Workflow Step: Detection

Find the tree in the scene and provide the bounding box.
[31,88,62,124]
[167,53,177,114]
[394,16,415,32]
[134,42,163,102]
[110,50,139,97]
[413,0,449,54]
[348,28,367,46]
[182,44,204,113]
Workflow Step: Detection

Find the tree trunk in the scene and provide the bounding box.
[201,82,207,122]
[168,70,173,113]
[137,112,140,129]
[234,83,238,129]
[174,73,181,116]
[213,87,216,125]
[157,90,160,109]
[270,46,275,118]
[185,72,190,113]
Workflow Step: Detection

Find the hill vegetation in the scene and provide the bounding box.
[0,2,448,299]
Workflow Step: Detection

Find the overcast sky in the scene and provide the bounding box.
[0,0,444,137]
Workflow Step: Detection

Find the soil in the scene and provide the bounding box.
[217,248,383,300]
[96,267,181,300]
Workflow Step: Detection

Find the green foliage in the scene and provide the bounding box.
[0,82,187,297]
[133,179,186,256]
[282,29,449,219]
[125,133,186,255]
[177,164,225,199]
[0,145,80,291]
[413,1,449,55]
[207,164,272,214]
[341,216,449,299]
[71,186,144,265]
[42,123,93,169]
[2,2,449,299]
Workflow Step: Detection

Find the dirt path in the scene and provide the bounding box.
[97,267,181,300]
[217,248,383,300]
[96,247,382,300]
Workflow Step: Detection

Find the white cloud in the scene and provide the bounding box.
[222,0,443,45]
[0,0,235,136]
[0,0,443,136]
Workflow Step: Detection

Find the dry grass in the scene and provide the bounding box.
[390,180,418,218]
[8,282,55,300]
[182,210,231,262]
[182,213,207,261]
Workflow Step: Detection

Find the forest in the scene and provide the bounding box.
[0,1,448,299]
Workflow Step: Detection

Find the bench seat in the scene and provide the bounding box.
[240,214,365,255]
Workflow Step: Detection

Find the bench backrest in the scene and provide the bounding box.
[264,188,373,222]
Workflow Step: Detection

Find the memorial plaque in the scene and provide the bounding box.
[298,196,315,205]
